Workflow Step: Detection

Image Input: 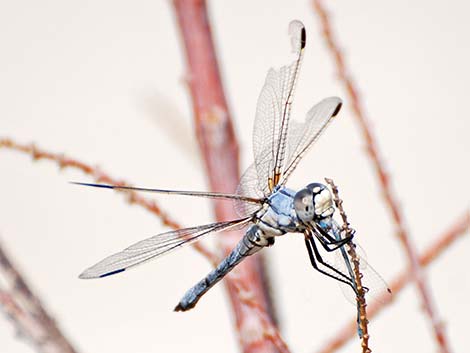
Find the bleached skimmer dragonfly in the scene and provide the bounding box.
[76,20,388,313]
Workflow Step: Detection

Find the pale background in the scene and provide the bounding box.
[1,1,469,352]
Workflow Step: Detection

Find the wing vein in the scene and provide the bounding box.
[79,217,252,279]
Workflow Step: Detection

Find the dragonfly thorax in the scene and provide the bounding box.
[255,184,335,238]
[254,188,299,236]
[294,183,334,223]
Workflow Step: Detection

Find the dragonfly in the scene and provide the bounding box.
[76,20,389,315]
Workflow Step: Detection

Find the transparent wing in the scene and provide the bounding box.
[79,217,252,279]
[334,245,392,306]
[71,182,263,205]
[234,163,266,217]
[73,181,263,220]
[280,97,342,186]
[252,20,306,194]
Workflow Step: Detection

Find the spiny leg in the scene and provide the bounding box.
[315,231,353,252]
[304,233,355,291]
[314,231,361,296]
[313,224,354,251]
[315,225,358,292]
[308,235,357,293]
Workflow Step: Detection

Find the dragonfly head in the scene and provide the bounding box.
[294,183,335,223]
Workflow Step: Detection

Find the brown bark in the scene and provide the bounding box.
[172,1,283,352]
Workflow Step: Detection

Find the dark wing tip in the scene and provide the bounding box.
[289,20,306,52]
[99,268,126,278]
[332,101,342,117]
[70,181,114,189]
[78,268,126,279]
[300,26,307,49]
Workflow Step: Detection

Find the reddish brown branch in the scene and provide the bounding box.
[0,137,216,264]
[0,138,289,351]
[312,1,452,351]
[172,1,283,352]
[326,178,371,353]
[0,242,79,353]
[316,210,469,353]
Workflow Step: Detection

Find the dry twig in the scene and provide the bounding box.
[316,210,469,353]
[2,4,464,353]
[312,1,451,351]
[0,137,215,264]
[325,178,371,353]
[0,137,290,352]
[0,242,79,353]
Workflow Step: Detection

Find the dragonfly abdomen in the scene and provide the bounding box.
[174,225,265,311]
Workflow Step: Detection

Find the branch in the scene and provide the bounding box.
[0,137,216,264]
[172,1,284,352]
[0,138,289,351]
[326,178,372,353]
[312,1,451,351]
[316,210,469,353]
[0,241,79,353]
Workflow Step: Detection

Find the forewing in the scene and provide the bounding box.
[252,20,305,194]
[280,97,342,185]
[79,218,252,279]
[71,182,262,204]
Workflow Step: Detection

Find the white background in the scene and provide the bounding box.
[1,1,469,352]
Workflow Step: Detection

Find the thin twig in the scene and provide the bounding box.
[325,178,371,353]
[0,137,216,264]
[0,137,289,351]
[312,1,451,351]
[0,242,79,353]
[316,210,469,353]
[172,1,283,352]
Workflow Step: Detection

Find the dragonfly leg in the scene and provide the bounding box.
[315,232,352,252]
[304,234,355,291]
[308,235,354,285]
[313,225,353,251]
[175,226,265,311]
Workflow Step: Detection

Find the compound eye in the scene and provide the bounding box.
[313,187,334,218]
[307,182,326,195]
